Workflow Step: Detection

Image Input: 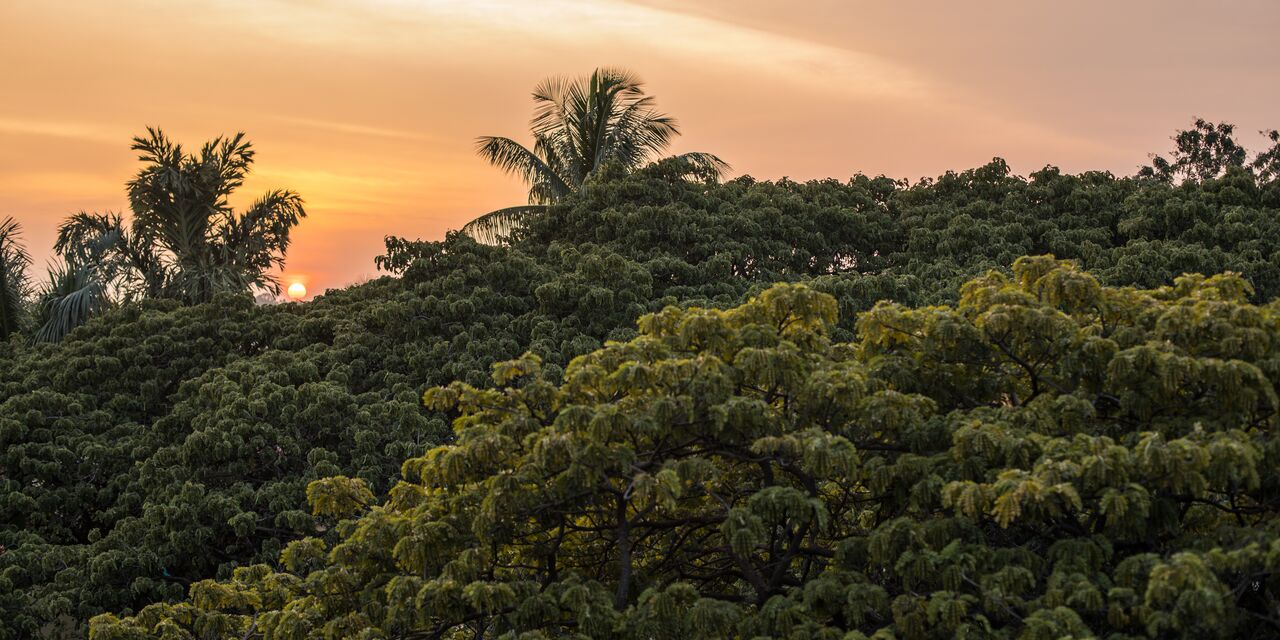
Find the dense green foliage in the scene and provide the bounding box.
[1,293,443,637]
[5,125,1280,637]
[94,257,1280,639]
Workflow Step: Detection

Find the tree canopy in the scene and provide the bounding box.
[5,119,1280,638]
[91,257,1280,639]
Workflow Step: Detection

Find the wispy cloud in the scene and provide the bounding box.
[0,117,120,143]
[406,0,928,96]
[227,0,931,101]
[274,115,440,142]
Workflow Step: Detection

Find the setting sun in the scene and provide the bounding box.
[287,282,307,300]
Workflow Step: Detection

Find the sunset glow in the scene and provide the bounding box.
[2,0,1278,292]
[287,282,307,300]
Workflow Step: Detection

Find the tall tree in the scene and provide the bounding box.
[1140,118,1248,182]
[465,67,728,243]
[1251,129,1280,184]
[126,128,306,304]
[0,216,32,339]
[36,129,306,340]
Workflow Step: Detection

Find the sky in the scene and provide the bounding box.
[2,0,1278,296]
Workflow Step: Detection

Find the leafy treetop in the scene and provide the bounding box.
[92,258,1280,639]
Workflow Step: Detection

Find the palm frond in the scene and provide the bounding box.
[55,211,126,266]
[0,216,33,339]
[461,205,549,245]
[129,126,181,170]
[475,136,572,202]
[594,67,645,93]
[659,152,732,181]
[215,189,306,297]
[530,75,575,140]
[585,74,620,172]
[527,181,562,205]
[608,97,679,170]
[204,131,254,198]
[35,262,108,343]
[532,134,576,200]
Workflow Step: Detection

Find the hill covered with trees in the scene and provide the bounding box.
[93,256,1280,639]
[2,119,1280,637]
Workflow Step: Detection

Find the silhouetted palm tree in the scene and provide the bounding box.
[37,129,306,340]
[35,212,131,342]
[466,68,728,243]
[127,128,306,303]
[0,216,32,340]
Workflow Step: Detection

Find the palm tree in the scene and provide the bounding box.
[35,212,133,342]
[54,211,165,301]
[34,260,111,343]
[127,128,306,303]
[465,67,728,243]
[37,128,306,340]
[0,216,33,340]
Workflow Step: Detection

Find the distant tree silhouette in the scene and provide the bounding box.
[1140,118,1248,182]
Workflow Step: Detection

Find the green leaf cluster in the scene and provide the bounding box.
[92,257,1280,639]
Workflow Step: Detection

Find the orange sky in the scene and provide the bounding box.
[2,0,1278,296]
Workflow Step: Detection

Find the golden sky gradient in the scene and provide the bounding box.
[2,0,1278,295]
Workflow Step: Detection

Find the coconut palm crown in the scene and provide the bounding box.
[465,67,728,243]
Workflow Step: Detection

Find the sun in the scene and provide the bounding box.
[287,282,307,300]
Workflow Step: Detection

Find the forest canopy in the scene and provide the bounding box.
[92,258,1280,639]
[3,119,1280,638]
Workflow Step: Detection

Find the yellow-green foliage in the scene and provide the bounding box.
[94,259,1280,639]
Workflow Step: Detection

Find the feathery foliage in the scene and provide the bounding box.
[466,68,728,243]
[0,216,32,339]
[125,128,306,304]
